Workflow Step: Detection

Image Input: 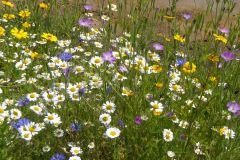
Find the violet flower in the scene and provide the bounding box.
[112,42,117,48]
[180,134,185,140]
[227,102,240,116]
[78,18,93,27]
[166,112,173,118]
[221,51,235,61]
[84,4,93,10]
[102,49,116,63]
[153,43,164,51]
[182,13,193,20]
[63,68,73,77]
[134,116,142,125]
[219,28,229,34]
[119,65,128,72]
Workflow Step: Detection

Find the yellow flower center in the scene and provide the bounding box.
[0,108,4,113]
[110,131,117,136]
[106,105,112,110]
[48,115,54,120]
[103,117,108,121]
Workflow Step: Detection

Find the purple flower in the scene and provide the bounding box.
[58,52,72,61]
[219,28,229,34]
[63,68,73,77]
[84,4,93,10]
[112,42,117,48]
[118,120,124,128]
[153,43,164,51]
[221,51,235,61]
[182,13,193,20]
[51,153,66,160]
[180,134,185,140]
[11,118,31,130]
[70,121,82,132]
[227,102,240,116]
[176,58,187,66]
[78,18,93,27]
[166,112,173,118]
[119,65,128,72]
[102,49,116,63]
[134,116,142,125]
[17,96,30,106]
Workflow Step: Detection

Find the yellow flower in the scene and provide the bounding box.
[3,14,15,19]
[22,22,31,28]
[11,27,29,39]
[174,34,185,43]
[2,1,14,7]
[165,37,171,42]
[122,87,134,96]
[153,110,162,116]
[0,26,5,36]
[209,76,217,83]
[219,127,227,136]
[182,62,196,74]
[164,15,175,22]
[19,10,31,18]
[41,33,58,42]
[152,65,163,73]
[206,54,219,62]
[213,34,227,43]
[39,3,50,10]
[155,82,163,88]
[30,52,41,59]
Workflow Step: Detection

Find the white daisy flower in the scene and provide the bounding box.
[70,146,83,155]
[44,113,61,125]
[21,131,32,141]
[106,127,121,138]
[90,56,103,68]
[102,101,116,113]
[10,108,22,120]
[27,92,39,101]
[53,129,64,137]
[99,113,111,125]
[67,84,78,95]
[163,129,173,142]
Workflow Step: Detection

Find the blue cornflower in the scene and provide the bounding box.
[176,58,187,66]
[106,86,112,94]
[59,52,72,61]
[78,87,86,96]
[17,96,30,106]
[11,118,31,130]
[51,153,66,160]
[70,121,82,132]
[118,120,124,128]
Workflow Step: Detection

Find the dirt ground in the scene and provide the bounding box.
[83,0,239,42]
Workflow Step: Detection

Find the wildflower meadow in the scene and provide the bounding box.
[0,0,240,159]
